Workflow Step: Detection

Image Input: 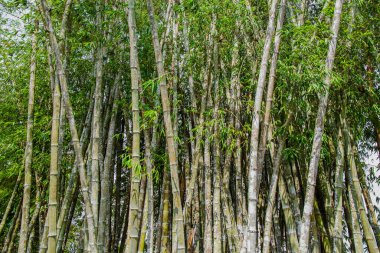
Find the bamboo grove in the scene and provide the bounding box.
[0,0,379,252]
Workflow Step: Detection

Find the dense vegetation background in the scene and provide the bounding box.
[0,0,379,252]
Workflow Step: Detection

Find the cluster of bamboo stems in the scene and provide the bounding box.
[0,0,379,252]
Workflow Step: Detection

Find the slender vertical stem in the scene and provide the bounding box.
[262,139,285,253]
[47,54,61,253]
[91,0,105,236]
[125,0,142,251]
[0,172,21,235]
[212,37,222,253]
[18,18,38,253]
[332,126,344,252]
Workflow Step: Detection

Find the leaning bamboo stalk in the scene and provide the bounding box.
[137,177,147,242]
[5,208,21,253]
[57,182,79,252]
[26,174,42,253]
[297,0,307,26]
[61,179,80,252]
[347,184,364,253]
[221,83,241,253]
[159,0,174,57]
[246,0,279,250]
[138,189,149,253]
[310,214,320,253]
[358,165,380,243]
[278,175,299,252]
[262,139,285,253]
[18,18,38,253]
[299,0,344,251]
[83,220,89,253]
[56,98,93,252]
[314,201,332,252]
[39,214,48,253]
[39,1,98,251]
[331,6,358,251]
[56,77,65,210]
[2,200,21,253]
[318,164,334,237]
[343,191,355,250]
[221,186,240,252]
[0,171,21,235]
[261,115,292,252]
[273,207,282,252]
[26,221,36,253]
[283,161,301,237]
[346,138,379,252]
[183,17,215,221]
[180,1,197,119]
[146,1,186,251]
[215,17,244,253]
[98,82,120,252]
[257,0,287,185]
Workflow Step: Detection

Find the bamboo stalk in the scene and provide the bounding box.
[47,46,61,253]
[332,126,344,252]
[18,18,38,253]
[0,172,21,235]
[39,1,98,251]
[246,0,279,250]
[146,1,186,251]
[299,1,344,251]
